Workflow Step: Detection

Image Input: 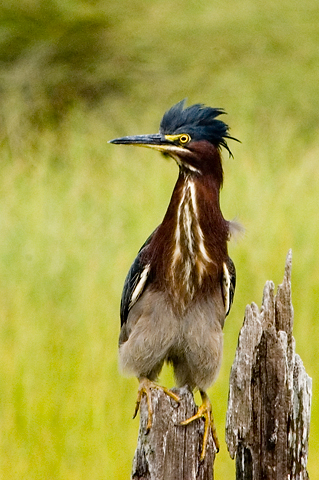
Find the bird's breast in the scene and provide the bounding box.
[167,178,217,307]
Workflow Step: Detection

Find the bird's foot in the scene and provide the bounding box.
[133,377,180,432]
[180,391,219,461]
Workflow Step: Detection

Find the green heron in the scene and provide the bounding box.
[109,99,238,460]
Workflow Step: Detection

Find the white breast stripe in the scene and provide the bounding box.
[189,180,212,264]
[183,200,194,255]
[170,154,201,174]
[171,178,213,296]
[189,180,198,215]
[172,179,191,272]
[130,264,151,308]
[172,184,186,265]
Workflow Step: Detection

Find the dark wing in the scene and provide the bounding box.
[222,257,236,317]
[120,229,157,327]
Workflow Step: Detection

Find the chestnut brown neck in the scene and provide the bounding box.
[146,153,229,309]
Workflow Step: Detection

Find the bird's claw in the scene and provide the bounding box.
[180,391,219,461]
[134,378,180,432]
[133,378,154,432]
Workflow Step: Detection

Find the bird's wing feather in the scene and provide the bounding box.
[222,257,236,317]
[120,229,158,327]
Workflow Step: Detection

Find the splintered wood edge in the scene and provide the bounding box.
[226,249,298,459]
[226,302,263,458]
[275,249,294,335]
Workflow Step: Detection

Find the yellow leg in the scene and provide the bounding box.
[133,377,180,432]
[180,391,219,461]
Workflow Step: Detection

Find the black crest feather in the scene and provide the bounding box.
[160,99,238,156]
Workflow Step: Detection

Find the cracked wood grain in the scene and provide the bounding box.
[226,250,312,480]
[131,385,216,480]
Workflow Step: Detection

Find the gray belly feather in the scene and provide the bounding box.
[119,288,224,391]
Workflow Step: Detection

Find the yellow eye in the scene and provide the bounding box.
[179,134,190,144]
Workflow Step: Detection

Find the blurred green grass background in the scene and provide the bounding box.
[0,0,318,478]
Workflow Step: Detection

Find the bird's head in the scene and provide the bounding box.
[109,99,238,178]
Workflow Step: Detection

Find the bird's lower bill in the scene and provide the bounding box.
[109,134,186,156]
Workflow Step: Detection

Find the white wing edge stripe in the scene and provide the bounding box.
[223,262,230,315]
[130,264,151,308]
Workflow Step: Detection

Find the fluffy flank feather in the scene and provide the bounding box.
[228,219,245,242]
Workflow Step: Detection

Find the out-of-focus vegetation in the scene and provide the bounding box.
[0,0,318,478]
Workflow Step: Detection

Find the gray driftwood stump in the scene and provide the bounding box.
[131,385,216,480]
[226,250,312,479]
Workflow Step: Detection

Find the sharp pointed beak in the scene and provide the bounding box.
[108,133,182,154]
[109,133,165,146]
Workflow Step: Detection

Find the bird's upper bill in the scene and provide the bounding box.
[108,133,188,156]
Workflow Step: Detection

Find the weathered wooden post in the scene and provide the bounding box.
[131,385,217,480]
[226,250,312,479]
